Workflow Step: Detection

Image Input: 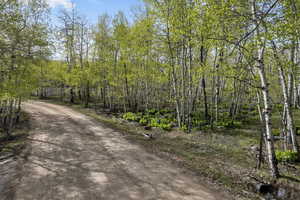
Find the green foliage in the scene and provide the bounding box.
[146,109,158,115]
[192,119,208,127]
[180,125,188,132]
[139,118,148,125]
[215,120,242,129]
[122,112,139,122]
[122,108,175,131]
[159,123,172,131]
[148,117,172,131]
[274,104,284,111]
[296,128,300,136]
[276,150,298,163]
[272,128,281,136]
[149,117,160,127]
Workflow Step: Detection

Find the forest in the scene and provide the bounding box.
[1,0,300,198]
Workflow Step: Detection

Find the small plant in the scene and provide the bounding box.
[272,128,281,136]
[215,120,242,128]
[146,109,158,115]
[149,118,160,127]
[148,117,172,131]
[122,112,139,122]
[274,104,284,111]
[159,118,170,124]
[180,124,188,132]
[159,109,170,114]
[296,127,300,136]
[160,123,171,131]
[164,113,175,121]
[233,121,242,127]
[192,119,207,127]
[276,150,298,163]
[139,118,148,125]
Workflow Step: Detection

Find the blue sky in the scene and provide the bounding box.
[49,0,144,24]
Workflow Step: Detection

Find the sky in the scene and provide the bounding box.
[48,0,144,24]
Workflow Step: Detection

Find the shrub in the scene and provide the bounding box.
[160,118,170,124]
[192,119,207,127]
[139,118,148,125]
[272,128,281,136]
[122,112,139,122]
[159,109,170,114]
[233,121,242,127]
[149,118,158,127]
[180,125,188,132]
[249,109,258,116]
[160,123,172,131]
[146,109,158,115]
[123,109,174,131]
[148,117,172,131]
[296,127,300,136]
[240,110,249,116]
[215,120,242,128]
[164,113,176,122]
[276,150,298,163]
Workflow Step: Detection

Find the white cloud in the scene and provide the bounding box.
[46,0,74,9]
[20,0,74,9]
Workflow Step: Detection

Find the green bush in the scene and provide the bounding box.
[159,109,170,114]
[149,118,160,127]
[216,120,242,128]
[164,113,176,122]
[123,109,175,131]
[215,120,242,128]
[160,123,172,131]
[218,112,230,119]
[139,118,148,125]
[233,121,242,127]
[146,109,158,115]
[240,110,249,116]
[276,150,298,163]
[249,109,258,115]
[272,128,281,136]
[148,117,172,131]
[296,127,300,136]
[159,118,170,124]
[180,124,188,132]
[122,112,139,122]
[274,104,284,111]
[192,119,207,127]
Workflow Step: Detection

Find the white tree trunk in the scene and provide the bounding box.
[273,41,300,155]
[252,0,279,178]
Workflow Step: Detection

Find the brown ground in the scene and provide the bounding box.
[3,101,228,200]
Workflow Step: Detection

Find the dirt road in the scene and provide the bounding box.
[10,101,226,200]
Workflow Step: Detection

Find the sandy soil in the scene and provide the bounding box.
[8,101,227,200]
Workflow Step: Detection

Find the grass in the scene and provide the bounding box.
[30,97,300,199]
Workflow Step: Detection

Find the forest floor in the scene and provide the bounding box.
[0,101,229,200]
[32,98,300,200]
